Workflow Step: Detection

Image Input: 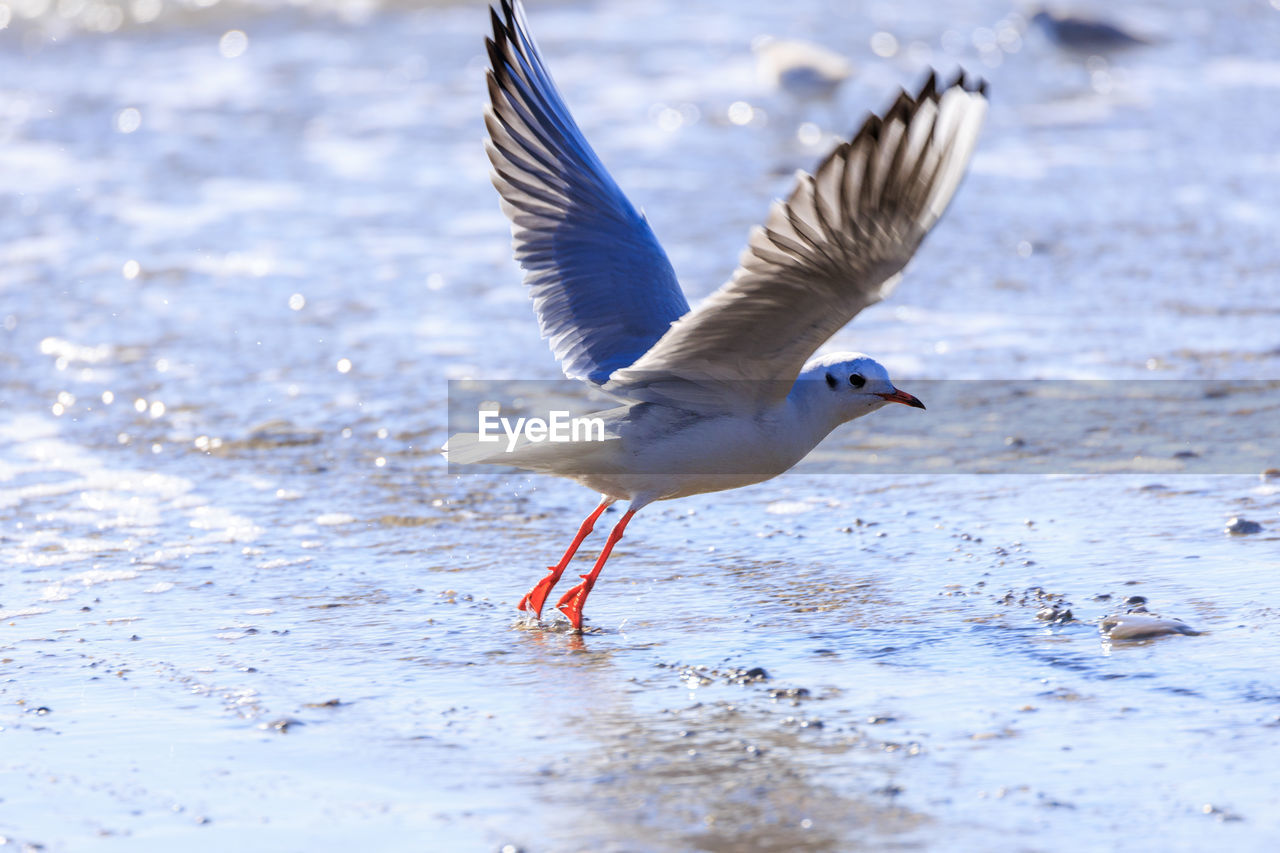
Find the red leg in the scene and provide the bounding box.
[556,509,637,630]
[518,499,613,619]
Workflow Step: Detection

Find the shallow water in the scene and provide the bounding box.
[3,0,1280,850]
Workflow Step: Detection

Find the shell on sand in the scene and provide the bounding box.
[1100,612,1200,640]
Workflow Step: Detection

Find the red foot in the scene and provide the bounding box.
[516,500,613,622]
[517,567,562,619]
[552,509,636,631]
[555,575,595,630]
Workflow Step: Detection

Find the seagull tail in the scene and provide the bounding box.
[441,432,509,466]
[443,426,622,474]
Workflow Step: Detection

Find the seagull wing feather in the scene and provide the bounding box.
[485,0,690,385]
[607,71,988,408]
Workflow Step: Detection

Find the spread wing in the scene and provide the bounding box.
[485,0,691,385]
[606,71,988,408]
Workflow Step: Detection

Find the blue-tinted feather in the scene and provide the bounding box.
[486,0,690,385]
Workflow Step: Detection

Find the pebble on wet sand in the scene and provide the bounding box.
[1225,517,1263,535]
[1202,803,1244,822]
[1100,612,1200,640]
[259,717,305,733]
[1036,606,1073,624]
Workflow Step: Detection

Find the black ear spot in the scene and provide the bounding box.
[849,373,866,388]
[825,372,837,388]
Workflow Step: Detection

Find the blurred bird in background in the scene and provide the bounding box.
[1029,7,1152,56]
[752,35,855,144]
[753,36,854,103]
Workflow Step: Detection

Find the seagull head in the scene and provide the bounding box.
[797,352,925,425]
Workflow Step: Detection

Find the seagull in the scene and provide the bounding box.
[753,36,854,105]
[449,0,987,630]
[1029,8,1150,55]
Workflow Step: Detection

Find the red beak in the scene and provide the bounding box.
[877,388,926,410]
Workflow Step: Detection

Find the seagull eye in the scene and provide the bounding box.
[825,373,837,388]
[849,373,866,388]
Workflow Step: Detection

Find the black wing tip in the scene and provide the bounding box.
[884,88,916,126]
[485,9,525,110]
[851,112,882,146]
[941,67,989,98]
[487,1,538,100]
[484,37,512,101]
[814,139,852,174]
[496,0,522,41]
[488,1,522,54]
[852,67,987,141]
[489,6,508,46]
[918,69,938,100]
[928,67,989,101]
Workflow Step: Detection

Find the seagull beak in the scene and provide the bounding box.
[877,388,926,410]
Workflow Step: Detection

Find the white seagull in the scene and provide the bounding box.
[448,0,988,630]
[753,36,854,105]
